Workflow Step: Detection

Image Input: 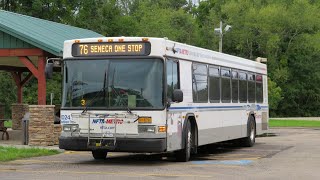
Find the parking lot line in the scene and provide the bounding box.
[8,159,66,164]
[0,168,213,178]
[191,159,253,165]
[204,157,261,161]
[219,147,283,152]
[185,164,246,168]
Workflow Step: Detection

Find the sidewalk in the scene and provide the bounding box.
[271,117,320,121]
[0,128,62,151]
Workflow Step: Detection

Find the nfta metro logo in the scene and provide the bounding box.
[92,118,105,124]
[105,119,124,124]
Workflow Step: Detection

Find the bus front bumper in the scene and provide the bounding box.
[59,136,166,153]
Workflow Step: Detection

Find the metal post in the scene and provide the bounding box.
[219,21,223,53]
[50,93,54,105]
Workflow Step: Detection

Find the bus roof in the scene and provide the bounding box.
[63,37,267,75]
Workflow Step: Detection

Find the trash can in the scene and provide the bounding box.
[22,112,30,145]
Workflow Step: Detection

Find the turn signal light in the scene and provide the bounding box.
[158,126,166,133]
[138,117,152,123]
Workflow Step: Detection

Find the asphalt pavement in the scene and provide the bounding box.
[0,128,320,179]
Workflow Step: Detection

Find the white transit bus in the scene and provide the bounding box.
[49,37,268,162]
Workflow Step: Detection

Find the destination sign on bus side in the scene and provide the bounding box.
[72,42,151,57]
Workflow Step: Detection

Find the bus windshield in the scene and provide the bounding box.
[62,58,164,109]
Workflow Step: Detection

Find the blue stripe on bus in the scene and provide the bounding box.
[169,106,241,110]
[168,105,268,110]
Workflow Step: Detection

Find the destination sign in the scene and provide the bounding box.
[72,42,151,57]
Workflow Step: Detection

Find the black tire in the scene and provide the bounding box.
[175,120,192,162]
[92,150,108,160]
[242,117,256,147]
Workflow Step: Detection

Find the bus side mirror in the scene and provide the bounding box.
[172,89,183,103]
[45,62,54,79]
[45,58,62,79]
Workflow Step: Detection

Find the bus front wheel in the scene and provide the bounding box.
[175,120,192,162]
[92,150,108,160]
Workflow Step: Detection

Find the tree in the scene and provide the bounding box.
[0,0,17,11]
[0,73,17,118]
[195,0,320,116]
[133,1,198,44]
[0,0,319,117]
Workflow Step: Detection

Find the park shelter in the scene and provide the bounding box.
[0,10,103,105]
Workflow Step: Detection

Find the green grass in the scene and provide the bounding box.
[269,119,320,127]
[4,120,12,128]
[0,146,60,162]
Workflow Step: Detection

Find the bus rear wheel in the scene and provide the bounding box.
[92,150,108,160]
[175,120,192,162]
[242,117,256,147]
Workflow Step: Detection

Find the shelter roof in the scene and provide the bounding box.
[0,10,103,57]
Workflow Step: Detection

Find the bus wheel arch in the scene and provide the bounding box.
[182,114,198,152]
[188,116,198,154]
[248,112,256,135]
[243,113,256,147]
[176,114,198,161]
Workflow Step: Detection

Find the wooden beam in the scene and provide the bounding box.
[11,72,21,87]
[11,71,34,104]
[18,56,47,105]
[21,72,33,86]
[0,49,45,57]
[0,65,60,72]
[37,56,46,105]
[0,66,30,72]
[18,56,39,79]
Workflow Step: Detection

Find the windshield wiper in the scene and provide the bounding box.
[81,86,108,114]
[82,63,132,114]
[109,85,132,114]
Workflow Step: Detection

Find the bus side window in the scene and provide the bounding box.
[167,59,179,101]
[239,72,247,103]
[209,66,220,103]
[231,70,239,103]
[256,74,263,103]
[248,73,255,103]
[221,68,231,103]
[192,63,208,103]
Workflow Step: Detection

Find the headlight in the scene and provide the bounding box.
[63,124,79,132]
[138,125,156,133]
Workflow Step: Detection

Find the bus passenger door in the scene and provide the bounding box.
[166,58,182,151]
[167,111,183,151]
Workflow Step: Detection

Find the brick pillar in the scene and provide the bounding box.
[12,104,29,130]
[0,103,5,119]
[54,124,62,145]
[28,105,55,146]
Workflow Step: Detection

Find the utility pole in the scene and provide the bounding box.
[214,21,232,53]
